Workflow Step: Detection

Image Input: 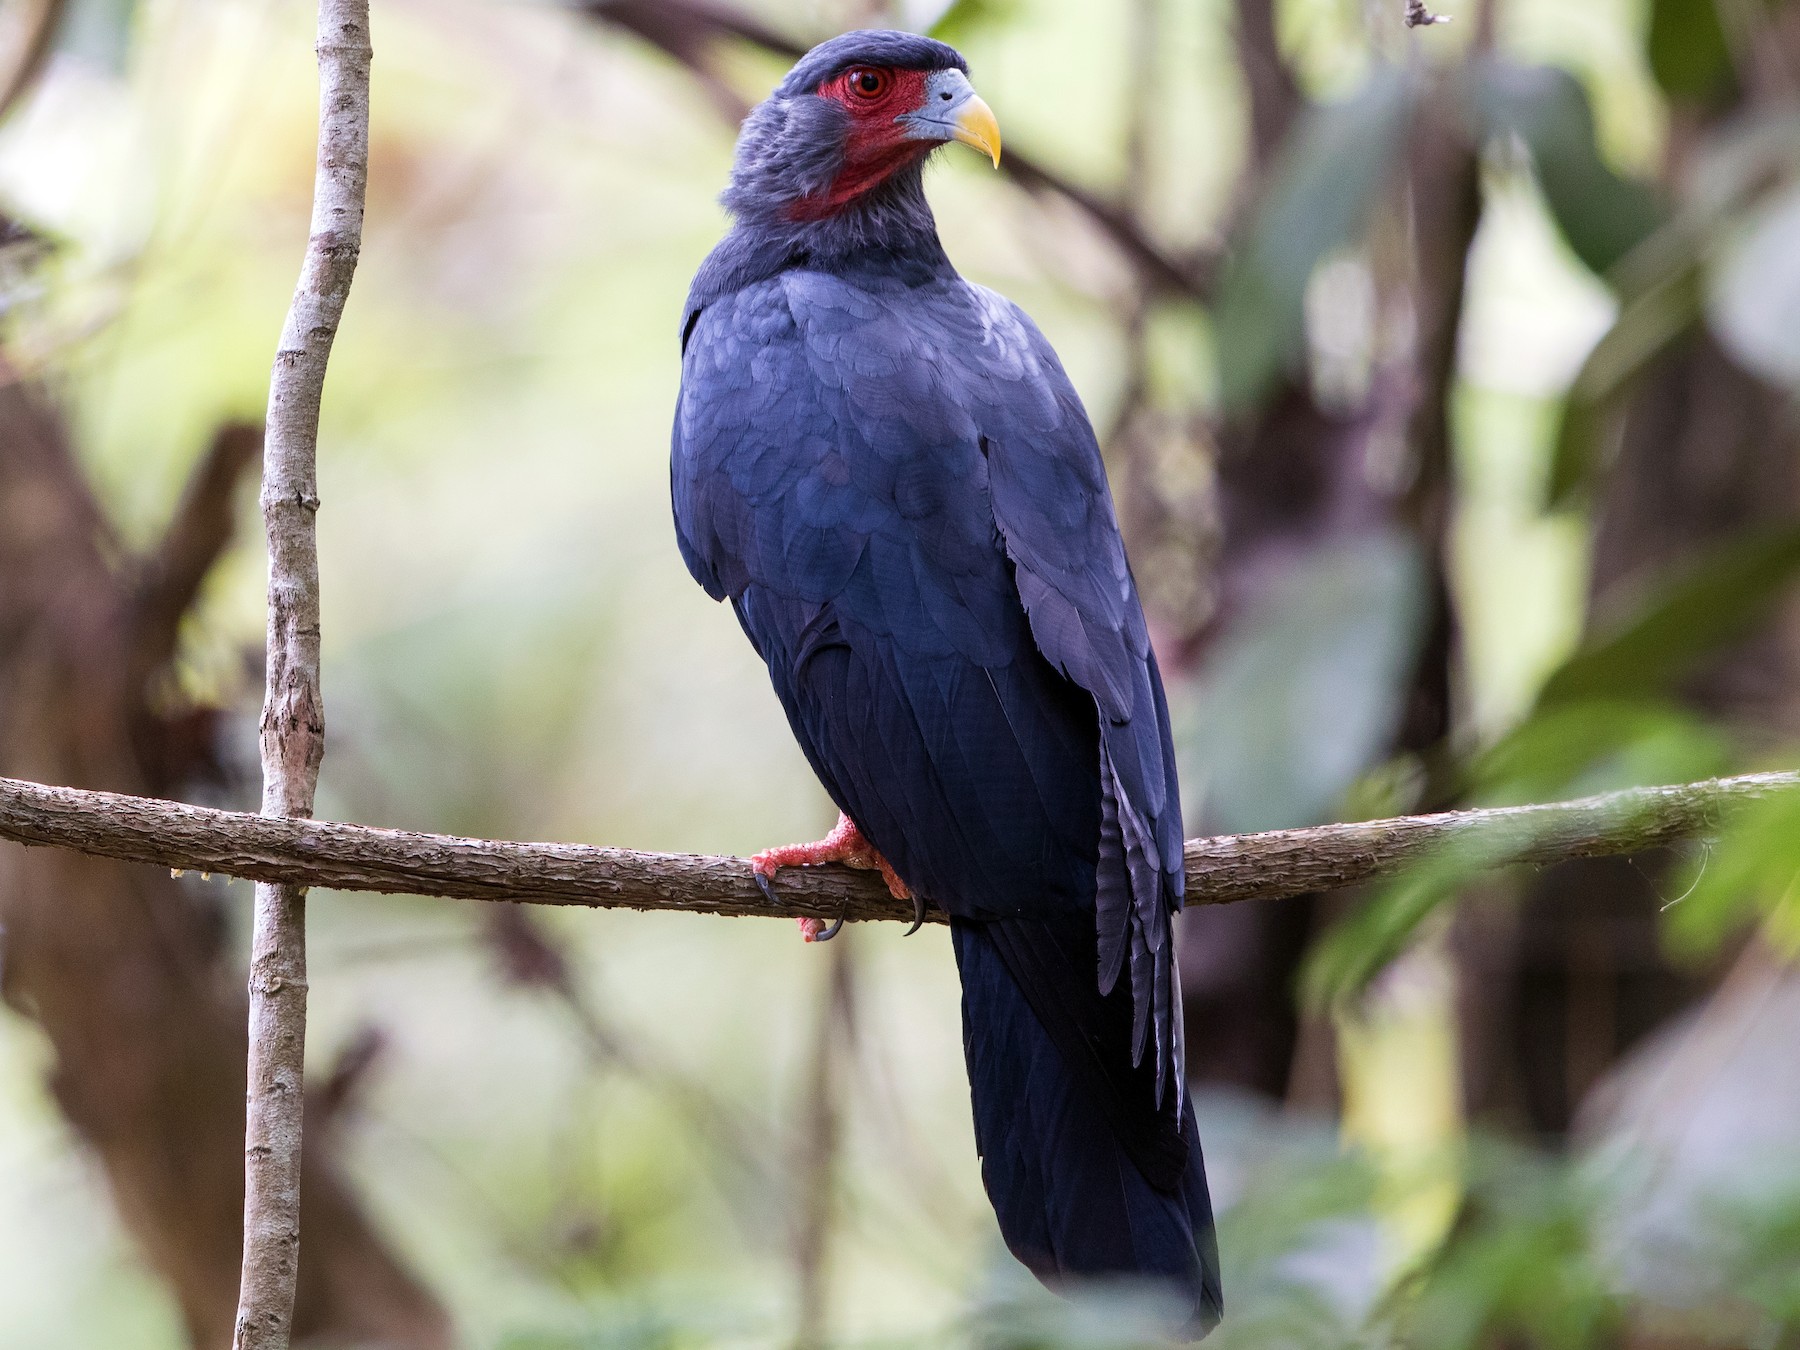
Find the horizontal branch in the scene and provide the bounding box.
[0,772,1791,926]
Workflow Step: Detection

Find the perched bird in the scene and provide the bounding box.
[671,30,1221,1334]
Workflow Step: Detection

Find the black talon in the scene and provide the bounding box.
[754,868,779,905]
[902,892,926,937]
[815,904,849,941]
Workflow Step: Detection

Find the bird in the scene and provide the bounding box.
[669,29,1222,1335]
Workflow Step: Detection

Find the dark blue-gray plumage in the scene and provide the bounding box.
[671,29,1221,1334]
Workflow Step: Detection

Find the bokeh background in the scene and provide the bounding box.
[3,0,1800,1345]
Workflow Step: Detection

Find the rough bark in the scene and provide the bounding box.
[233,4,370,1347]
[0,770,1785,921]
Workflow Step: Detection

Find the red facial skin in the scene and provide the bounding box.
[789,67,932,221]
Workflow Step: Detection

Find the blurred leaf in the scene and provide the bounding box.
[1663,786,1800,957]
[925,0,1021,43]
[1546,260,1703,508]
[1645,0,1734,103]
[1537,525,1800,707]
[1301,835,1506,1010]
[1206,1124,1380,1350]
[497,1314,702,1350]
[1220,1152,1380,1284]
[968,1276,1206,1349]
[1710,1176,1800,1330]
[1468,61,1665,278]
[1214,69,1415,413]
[1359,518,1790,978]
[1402,1142,1622,1350]
[1308,519,1781,997]
[1213,526,1777,1007]
[1709,180,1800,389]
[1469,700,1730,807]
[1306,703,1728,1007]
[1546,111,1800,505]
[1178,529,1428,834]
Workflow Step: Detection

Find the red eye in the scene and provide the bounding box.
[845,68,890,99]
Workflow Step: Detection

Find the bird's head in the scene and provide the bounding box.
[722,30,1001,226]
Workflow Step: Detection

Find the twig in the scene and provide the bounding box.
[0,771,1789,923]
[1405,0,1452,24]
[232,3,370,1348]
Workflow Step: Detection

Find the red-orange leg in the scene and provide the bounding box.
[751,812,919,942]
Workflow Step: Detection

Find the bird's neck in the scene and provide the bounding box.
[730,163,952,278]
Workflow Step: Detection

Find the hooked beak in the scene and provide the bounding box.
[953,93,1003,168]
[901,68,1002,168]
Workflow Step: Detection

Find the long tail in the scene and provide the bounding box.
[952,915,1222,1338]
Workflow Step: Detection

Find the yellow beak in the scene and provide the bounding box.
[953,94,1002,169]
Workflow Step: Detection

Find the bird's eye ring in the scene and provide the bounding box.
[846,68,889,99]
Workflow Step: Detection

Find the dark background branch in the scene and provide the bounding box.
[0,367,447,1346]
[584,0,1217,298]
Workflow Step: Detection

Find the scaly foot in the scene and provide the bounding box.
[752,812,915,942]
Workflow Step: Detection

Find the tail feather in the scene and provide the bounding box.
[953,917,1223,1338]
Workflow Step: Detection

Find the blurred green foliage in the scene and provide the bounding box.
[1213,67,1415,411]
[1400,1144,1623,1350]
[1468,60,1664,277]
[1,0,1799,1346]
[1178,530,1428,834]
[1645,0,1734,102]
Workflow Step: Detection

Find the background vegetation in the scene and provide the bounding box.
[1,0,1799,1345]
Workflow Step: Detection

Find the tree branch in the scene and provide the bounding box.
[583,0,1215,299]
[0,0,68,124]
[128,422,263,691]
[998,153,1217,299]
[0,771,1787,926]
[233,3,369,1348]
[1233,0,1303,166]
